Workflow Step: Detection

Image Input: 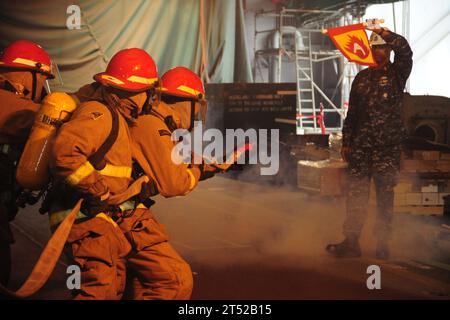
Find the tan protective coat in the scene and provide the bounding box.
[50,99,133,197]
[131,102,202,197]
[0,75,40,145]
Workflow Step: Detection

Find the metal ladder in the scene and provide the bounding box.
[294,30,321,134]
[275,8,356,135]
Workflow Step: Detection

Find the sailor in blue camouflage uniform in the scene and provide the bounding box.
[327,26,413,260]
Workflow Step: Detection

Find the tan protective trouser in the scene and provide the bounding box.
[65,216,130,300]
[65,209,192,300]
[119,208,193,300]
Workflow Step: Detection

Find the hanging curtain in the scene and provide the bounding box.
[0,0,252,91]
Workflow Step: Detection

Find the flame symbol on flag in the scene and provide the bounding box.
[345,35,369,59]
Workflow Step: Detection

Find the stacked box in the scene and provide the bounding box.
[412,150,440,161]
[296,149,449,215]
[401,151,450,172]
[393,150,450,215]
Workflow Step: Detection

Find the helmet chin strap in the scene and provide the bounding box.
[144,81,161,115]
[31,71,37,102]
[141,88,158,115]
[189,100,195,132]
[131,107,139,119]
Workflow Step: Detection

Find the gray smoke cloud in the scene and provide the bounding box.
[154,175,448,269]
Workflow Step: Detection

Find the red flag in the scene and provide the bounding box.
[326,23,377,67]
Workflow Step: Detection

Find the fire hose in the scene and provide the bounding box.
[0,175,149,299]
[200,143,253,172]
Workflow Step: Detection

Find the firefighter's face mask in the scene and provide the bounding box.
[175,99,207,131]
[1,70,48,103]
[371,45,391,69]
[195,99,208,125]
[34,73,48,102]
[110,88,149,119]
[127,91,148,116]
[44,61,63,95]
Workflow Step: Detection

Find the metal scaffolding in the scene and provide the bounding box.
[253,8,361,135]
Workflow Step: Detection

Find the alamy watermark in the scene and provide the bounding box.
[66,265,81,290]
[171,122,280,175]
[66,5,81,30]
[366,265,381,290]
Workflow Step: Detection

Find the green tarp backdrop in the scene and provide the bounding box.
[0,0,252,91]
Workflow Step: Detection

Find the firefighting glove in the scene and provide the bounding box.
[136,179,158,208]
[81,193,119,217]
[199,163,220,181]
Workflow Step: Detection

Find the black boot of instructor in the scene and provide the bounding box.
[326,235,361,258]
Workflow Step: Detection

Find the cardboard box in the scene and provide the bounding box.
[394,182,413,193]
[438,193,450,205]
[401,159,450,172]
[437,160,450,171]
[405,193,422,205]
[401,160,438,172]
[413,150,440,161]
[422,193,439,205]
[394,193,406,206]
[421,184,438,193]
[297,160,347,196]
[394,206,443,215]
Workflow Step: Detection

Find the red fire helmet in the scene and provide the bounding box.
[0,40,54,78]
[94,48,158,92]
[160,66,205,100]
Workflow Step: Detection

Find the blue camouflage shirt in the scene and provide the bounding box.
[342,29,413,148]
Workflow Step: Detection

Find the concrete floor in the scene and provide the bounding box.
[5,175,450,300]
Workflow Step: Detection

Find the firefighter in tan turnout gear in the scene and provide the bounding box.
[131,67,214,197]
[48,48,170,300]
[130,67,219,298]
[0,40,54,286]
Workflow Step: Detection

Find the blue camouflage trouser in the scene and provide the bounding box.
[343,144,401,241]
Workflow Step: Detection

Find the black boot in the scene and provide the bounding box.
[0,242,11,287]
[376,240,390,260]
[326,237,361,258]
